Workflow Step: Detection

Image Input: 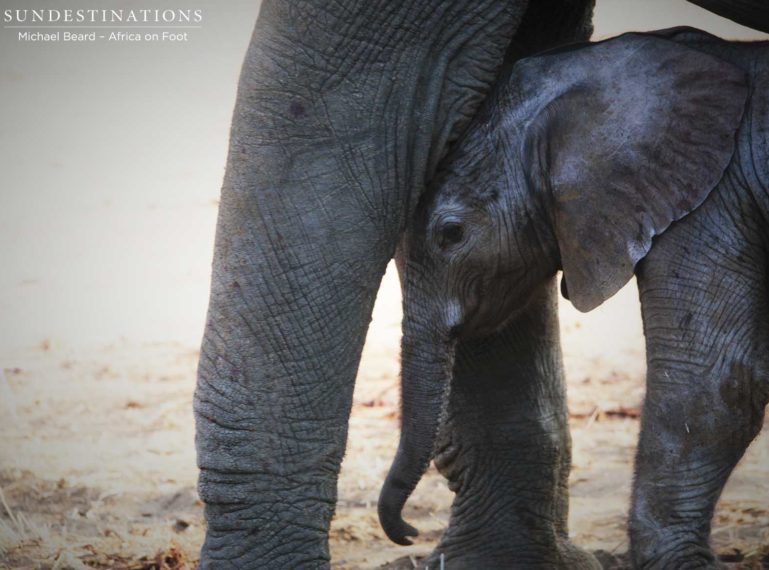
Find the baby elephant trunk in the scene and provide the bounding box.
[378,307,456,545]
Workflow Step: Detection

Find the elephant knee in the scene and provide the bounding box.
[433,423,472,493]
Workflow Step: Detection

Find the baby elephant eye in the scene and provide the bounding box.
[438,221,464,248]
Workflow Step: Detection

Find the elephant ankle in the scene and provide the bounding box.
[425,535,600,570]
[631,548,721,570]
[199,494,333,570]
[199,524,330,570]
[630,524,718,570]
[437,459,571,539]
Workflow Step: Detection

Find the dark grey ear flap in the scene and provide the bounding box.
[527,35,748,312]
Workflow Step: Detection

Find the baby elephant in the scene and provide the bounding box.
[379,27,769,569]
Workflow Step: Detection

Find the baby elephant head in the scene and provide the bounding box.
[378,31,749,545]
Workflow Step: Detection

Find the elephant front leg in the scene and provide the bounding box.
[631,229,769,569]
[428,279,600,569]
[195,212,390,569]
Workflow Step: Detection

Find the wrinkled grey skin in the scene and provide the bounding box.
[194,0,768,566]
[381,27,769,569]
[195,2,596,568]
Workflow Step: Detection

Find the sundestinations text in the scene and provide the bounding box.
[4,9,203,24]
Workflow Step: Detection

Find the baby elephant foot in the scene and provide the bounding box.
[423,538,601,569]
[631,528,726,570]
[634,557,725,570]
[632,548,726,570]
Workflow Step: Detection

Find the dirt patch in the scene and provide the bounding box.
[1,276,767,569]
[0,469,202,570]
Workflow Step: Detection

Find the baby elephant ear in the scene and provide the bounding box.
[538,35,748,312]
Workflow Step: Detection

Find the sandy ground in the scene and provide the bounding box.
[1,267,767,569]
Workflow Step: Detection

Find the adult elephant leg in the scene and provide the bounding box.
[428,278,600,569]
[194,2,527,568]
[631,199,769,569]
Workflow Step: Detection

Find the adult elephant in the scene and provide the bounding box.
[193,1,768,568]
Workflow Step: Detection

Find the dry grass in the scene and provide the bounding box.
[0,485,43,556]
